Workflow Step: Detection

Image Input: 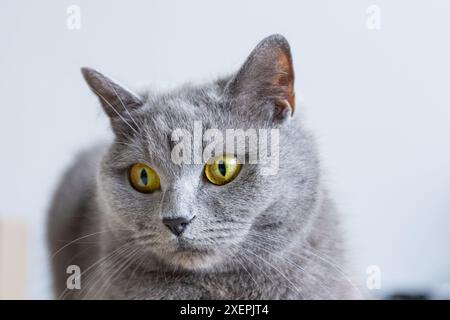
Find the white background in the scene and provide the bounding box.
[1,0,449,298]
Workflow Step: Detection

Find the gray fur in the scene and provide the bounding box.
[47,35,359,299]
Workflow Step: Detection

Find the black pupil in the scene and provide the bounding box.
[140,169,148,185]
[218,161,226,176]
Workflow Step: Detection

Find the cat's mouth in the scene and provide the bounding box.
[167,250,224,270]
[176,239,206,251]
[158,238,225,270]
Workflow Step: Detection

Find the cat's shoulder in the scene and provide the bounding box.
[70,141,109,176]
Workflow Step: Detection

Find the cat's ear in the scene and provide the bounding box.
[226,34,295,121]
[81,67,143,133]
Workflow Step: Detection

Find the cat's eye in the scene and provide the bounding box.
[129,163,161,193]
[204,155,241,186]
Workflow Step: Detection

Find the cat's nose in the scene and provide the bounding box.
[162,216,193,236]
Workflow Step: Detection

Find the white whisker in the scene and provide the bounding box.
[109,83,142,131]
[92,88,139,135]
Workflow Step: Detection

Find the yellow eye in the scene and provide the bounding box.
[129,163,161,193]
[204,155,241,186]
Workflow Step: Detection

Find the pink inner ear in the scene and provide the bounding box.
[273,50,295,115]
[275,99,294,118]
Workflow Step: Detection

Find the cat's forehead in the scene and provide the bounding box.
[137,85,235,133]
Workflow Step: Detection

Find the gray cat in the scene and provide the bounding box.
[47,34,359,299]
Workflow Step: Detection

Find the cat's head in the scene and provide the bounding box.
[82,35,320,270]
